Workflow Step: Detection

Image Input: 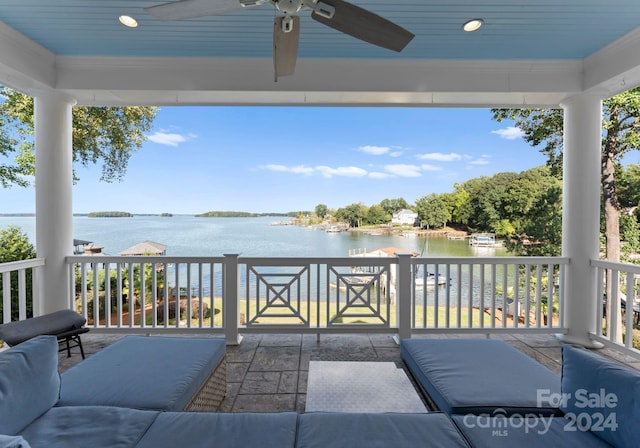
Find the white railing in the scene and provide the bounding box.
[67,255,567,340]
[410,256,567,334]
[592,259,640,355]
[0,258,45,323]
[67,255,227,335]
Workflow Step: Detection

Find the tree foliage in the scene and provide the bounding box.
[492,88,640,264]
[314,204,328,219]
[0,87,157,185]
[450,166,559,242]
[510,183,563,256]
[0,226,36,263]
[366,204,387,225]
[0,226,36,320]
[616,164,640,208]
[335,202,368,228]
[441,189,469,224]
[379,197,409,216]
[415,193,450,229]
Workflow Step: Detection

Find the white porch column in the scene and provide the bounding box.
[558,93,603,348]
[34,91,76,315]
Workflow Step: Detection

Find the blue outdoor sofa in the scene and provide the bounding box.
[0,335,473,448]
[2,334,638,447]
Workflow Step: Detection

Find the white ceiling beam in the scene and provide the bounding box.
[0,22,56,93]
[583,27,640,98]
[56,56,583,107]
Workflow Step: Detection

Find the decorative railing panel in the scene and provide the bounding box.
[246,264,311,326]
[240,257,394,332]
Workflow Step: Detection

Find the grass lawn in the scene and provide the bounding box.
[164,298,519,329]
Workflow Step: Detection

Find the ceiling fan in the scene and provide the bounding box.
[145,0,414,80]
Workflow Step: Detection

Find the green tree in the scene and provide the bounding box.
[0,115,27,187]
[441,188,470,225]
[336,202,368,228]
[379,198,409,216]
[453,166,561,243]
[454,176,487,228]
[0,226,36,320]
[365,204,387,225]
[314,204,329,220]
[0,87,157,184]
[617,164,640,208]
[492,88,640,266]
[415,193,451,229]
[508,182,563,256]
[620,212,640,255]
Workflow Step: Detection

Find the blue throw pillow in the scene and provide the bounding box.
[0,435,30,448]
[561,345,640,448]
[0,336,60,435]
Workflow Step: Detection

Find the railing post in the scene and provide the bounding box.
[223,254,242,345]
[395,253,413,344]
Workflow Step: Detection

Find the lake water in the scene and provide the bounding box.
[2,215,522,312]
[0,215,509,258]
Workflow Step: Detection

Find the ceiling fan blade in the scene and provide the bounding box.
[311,0,414,52]
[145,0,246,21]
[273,16,300,79]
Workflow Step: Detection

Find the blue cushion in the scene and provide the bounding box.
[19,406,158,448]
[401,339,561,415]
[561,345,640,448]
[136,412,298,448]
[0,435,30,448]
[59,336,225,410]
[0,336,60,434]
[296,413,470,448]
[451,415,612,448]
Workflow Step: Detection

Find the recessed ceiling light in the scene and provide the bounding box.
[119,15,138,28]
[463,19,483,32]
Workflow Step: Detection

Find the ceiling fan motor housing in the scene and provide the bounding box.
[274,0,304,15]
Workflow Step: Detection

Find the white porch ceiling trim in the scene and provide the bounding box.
[0,22,55,92]
[1,19,640,107]
[584,27,640,98]
[56,57,583,107]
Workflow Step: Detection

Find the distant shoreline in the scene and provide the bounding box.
[0,212,289,218]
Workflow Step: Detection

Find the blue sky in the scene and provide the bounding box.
[0,106,550,214]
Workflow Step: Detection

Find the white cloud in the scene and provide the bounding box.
[358,145,390,155]
[389,151,403,157]
[316,166,368,178]
[369,172,393,179]
[264,164,288,172]
[468,157,491,166]
[263,164,366,178]
[491,126,524,140]
[264,164,314,175]
[421,164,443,171]
[417,152,463,162]
[147,131,196,147]
[384,164,422,177]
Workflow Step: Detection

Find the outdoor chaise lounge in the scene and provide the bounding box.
[401,338,640,447]
[58,335,227,411]
[0,309,89,358]
[400,338,562,415]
